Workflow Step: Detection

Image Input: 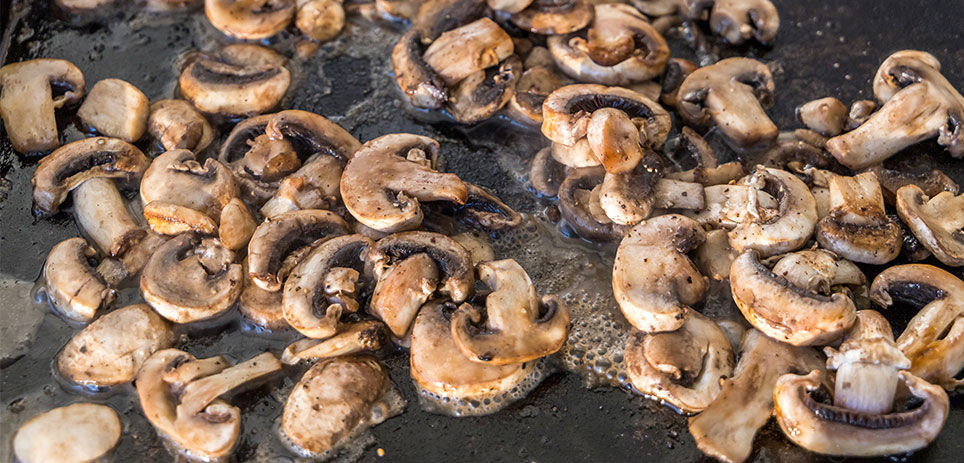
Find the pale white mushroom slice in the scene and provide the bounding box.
[895,185,964,266]
[13,403,121,463]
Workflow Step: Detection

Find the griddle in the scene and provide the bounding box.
[1,0,963,461]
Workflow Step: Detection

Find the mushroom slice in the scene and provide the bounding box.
[867,165,959,206]
[147,99,215,153]
[827,50,964,169]
[551,139,600,168]
[613,214,707,333]
[73,177,146,257]
[43,238,116,323]
[296,0,345,43]
[57,304,175,387]
[137,349,282,460]
[586,108,645,174]
[678,57,778,149]
[446,55,522,124]
[871,264,964,390]
[625,311,735,413]
[557,167,628,241]
[282,355,405,457]
[686,0,780,45]
[412,0,488,44]
[283,234,372,338]
[370,253,440,337]
[689,329,825,463]
[730,249,858,346]
[262,154,345,218]
[368,231,474,303]
[239,263,288,331]
[816,172,902,264]
[450,231,495,265]
[263,109,361,164]
[205,0,296,39]
[547,4,670,86]
[542,84,671,149]
[248,209,349,291]
[508,66,562,125]
[341,134,467,232]
[529,147,567,197]
[895,185,964,266]
[392,30,448,109]
[487,0,532,13]
[510,0,594,35]
[179,44,291,117]
[32,137,149,215]
[451,259,569,364]
[218,198,257,250]
[141,234,243,323]
[281,321,386,364]
[694,228,737,280]
[456,182,523,230]
[422,18,514,87]
[796,96,847,137]
[727,166,818,257]
[143,201,216,236]
[141,149,239,220]
[13,403,120,463]
[77,78,150,142]
[0,58,85,153]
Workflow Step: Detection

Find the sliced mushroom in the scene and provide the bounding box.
[451,231,495,265]
[204,0,295,39]
[73,177,146,257]
[550,139,599,168]
[13,403,120,463]
[0,58,85,153]
[694,228,737,280]
[542,84,671,149]
[827,50,964,169]
[368,231,474,303]
[248,209,350,291]
[895,185,964,266]
[43,238,116,323]
[678,58,777,149]
[413,0,487,44]
[685,0,779,45]
[759,131,833,169]
[281,321,386,364]
[341,134,467,232]
[507,66,563,125]
[77,78,150,142]
[217,198,257,250]
[140,149,238,220]
[509,0,594,35]
[487,0,532,13]
[547,4,669,86]
[796,96,847,137]
[141,234,243,323]
[867,165,959,206]
[32,137,149,215]
[147,99,216,153]
[422,17,514,87]
[296,0,345,43]
[557,167,628,241]
[726,166,818,256]
[58,304,175,387]
[144,201,218,236]
[660,58,698,108]
[179,44,290,117]
[529,147,567,197]
[261,154,345,218]
[392,30,448,109]
[239,260,288,331]
[816,172,902,264]
[446,55,522,124]
[845,99,876,130]
[94,232,170,288]
[369,253,440,337]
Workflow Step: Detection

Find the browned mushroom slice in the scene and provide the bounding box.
[392,30,449,109]
[179,44,290,117]
[141,234,243,323]
[43,238,116,323]
[370,253,440,337]
[264,109,361,163]
[0,58,85,153]
[261,154,344,218]
[659,58,698,108]
[455,182,523,230]
[73,177,146,257]
[447,55,522,124]
[13,403,121,463]
[542,84,671,149]
[248,209,350,291]
[507,66,562,125]
[529,147,567,197]
[77,78,150,143]
[796,96,847,137]
[557,167,628,241]
[487,0,532,13]
[141,149,238,221]
[368,231,474,304]
[510,0,594,35]
[726,166,818,256]
[341,134,467,232]
[239,259,288,331]
[205,0,295,40]
[422,18,514,87]
[816,172,903,264]
[281,321,387,364]
[32,137,149,215]
[413,0,487,43]
[895,185,964,266]
[684,0,779,45]
[147,99,216,153]
[296,0,345,43]
[827,50,964,169]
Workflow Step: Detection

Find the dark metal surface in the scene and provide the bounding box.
[1,0,963,462]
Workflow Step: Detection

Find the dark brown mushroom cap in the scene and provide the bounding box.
[542,84,671,148]
[43,237,116,323]
[204,0,296,40]
[529,147,567,197]
[895,185,964,267]
[0,58,85,153]
[447,55,522,124]
[368,231,474,303]
[556,166,628,241]
[140,149,239,219]
[509,0,594,35]
[392,30,448,110]
[247,209,350,291]
[32,137,149,215]
[179,44,290,117]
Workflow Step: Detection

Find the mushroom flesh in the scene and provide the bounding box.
[0,58,85,153]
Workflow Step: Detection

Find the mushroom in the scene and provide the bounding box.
[281,320,386,364]
[204,0,295,39]
[557,167,628,241]
[450,231,495,265]
[239,259,288,331]
[13,403,121,463]
[140,148,239,221]
[283,234,373,338]
[895,185,964,266]
[147,99,216,153]
[179,44,291,117]
[725,166,818,256]
[140,234,243,323]
[729,249,859,346]
[422,17,514,87]
[0,58,85,153]
[392,30,448,110]
[867,165,959,205]
[57,304,175,387]
[625,311,735,413]
[261,154,345,218]
[826,50,964,169]
[487,0,532,13]
[845,99,876,130]
[144,0,202,11]
[659,58,698,108]
[93,232,171,288]
[72,177,146,257]
[341,134,467,232]
[677,58,778,149]
[796,96,847,137]
[368,231,474,304]
[509,0,594,35]
[547,4,670,86]
[295,0,345,43]
[758,131,834,169]
[218,198,258,250]
[446,55,522,124]
[77,78,150,142]
[613,214,707,333]
[684,0,780,45]
[507,66,563,125]
[688,329,825,463]
[32,137,149,215]
[412,0,488,44]
[42,238,116,323]
[369,253,440,338]
[248,209,350,291]
[871,264,964,390]
[452,182,523,230]
[599,167,706,226]
[551,139,600,168]
[816,172,903,264]
[542,84,671,150]
[529,146,568,197]
[694,228,738,280]
[136,349,282,460]
[282,355,405,457]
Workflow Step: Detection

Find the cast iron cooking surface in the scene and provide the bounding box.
[1,0,963,461]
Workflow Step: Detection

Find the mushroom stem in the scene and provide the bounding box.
[178,352,282,418]
[833,363,899,414]
[281,321,386,365]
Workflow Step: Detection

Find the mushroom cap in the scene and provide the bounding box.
[42,237,116,323]
[179,43,291,117]
[529,147,567,197]
[0,58,85,153]
[507,65,563,125]
[556,166,628,241]
[32,137,149,215]
[693,0,780,45]
[295,0,346,43]
[542,84,671,148]
[13,403,121,463]
[816,172,903,265]
[368,230,475,303]
[422,17,514,87]
[413,0,488,44]
[728,166,818,257]
[204,0,295,40]
[509,0,595,35]
[446,55,522,124]
[247,209,350,291]
[341,133,468,232]
[147,99,216,153]
[796,96,847,137]
[895,185,964,267]
[140,148,238,219]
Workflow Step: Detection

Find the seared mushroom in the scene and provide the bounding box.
[454,182,523,230]
[137,349,282,460]
[58,304,175,387]
[547,4,670,86]
[625,311,735,413]
[368,230,475,303]
[613,214,707,332]
[694,228,738,280]
[341,134,467,232]
[412,0,487,44]
[422,18,514,87]
[248,209,350,291]
[599,164,706,226]
[871,264,964,390]
[43,238,116,323]
[282,355,405,457]
[846,99,876,130]
[0,58,85,153]
[218,198,257,250]
[205,0,295,39]
[557,167,628,241]
[147,99,216,153]
[370,253,440,337]
[141,234,243,323]
[296,0,345,43]
[895,185,964,266]
[77,78,150,142]
[73,177,146,257]
[660,58,698,108]
[507,66,563,125]
[261,154,345,217]
[684,0,780,45]
[826,50,964,169]
[140,149,238,221]
[392,30,448,110]
[32,137,149,215]
[529,147,567,197]
[796,96,847,137]
[677,58,778,149]
[816,172,903,264]
[281,320,386,364]
[509,0,594,35]
[487,0,532,13]
[13,403,121,463]
[446,55,522,124]
[179,44,290,117]
[239,258,288,331]
[727,166,817,256]
[867,165,959,205]
[542,84,671,149]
